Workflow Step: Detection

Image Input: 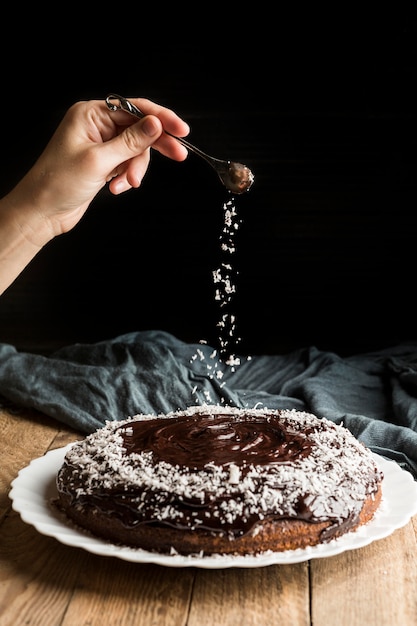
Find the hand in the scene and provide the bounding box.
[15,98,190,238]
[0,97,190,294]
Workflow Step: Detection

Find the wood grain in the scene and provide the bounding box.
[189,565,310,626]
[311,524,417,626]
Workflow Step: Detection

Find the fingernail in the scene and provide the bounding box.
[142,117,159,137]
[112,178,129,194]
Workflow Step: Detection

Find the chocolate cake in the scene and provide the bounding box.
[55,405,383,556]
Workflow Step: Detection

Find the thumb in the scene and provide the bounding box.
[104,115,163,166]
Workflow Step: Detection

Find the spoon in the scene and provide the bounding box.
[105,94,255,194]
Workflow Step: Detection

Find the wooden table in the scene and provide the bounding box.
[1,407,417,626]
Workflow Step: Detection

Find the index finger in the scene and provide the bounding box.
[128,97,190,138]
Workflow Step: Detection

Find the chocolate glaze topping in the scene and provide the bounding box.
[57,406,383,541]
[120,413,314,470]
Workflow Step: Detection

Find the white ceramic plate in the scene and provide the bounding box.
[9,445,417,569]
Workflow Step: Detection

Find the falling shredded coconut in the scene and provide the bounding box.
[190,196,248,400]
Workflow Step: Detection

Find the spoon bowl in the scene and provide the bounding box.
[105,94,254,194]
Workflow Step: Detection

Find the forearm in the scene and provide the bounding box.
[0,191,54,295]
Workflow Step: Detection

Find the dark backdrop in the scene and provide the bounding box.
[1,12,416,356]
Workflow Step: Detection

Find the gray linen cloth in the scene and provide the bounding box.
[1,329,416,478]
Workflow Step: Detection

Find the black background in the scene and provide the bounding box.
[1,11,416,356]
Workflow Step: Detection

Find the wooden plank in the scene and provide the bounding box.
[0,410,59,519]
[188,563,310,626]
[0,409,81,516]
[0,512,84,626]
[50,428,83,450]
[310,520,417,626]
[61,560,194,626]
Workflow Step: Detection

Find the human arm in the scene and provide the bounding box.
[0,97,190,295]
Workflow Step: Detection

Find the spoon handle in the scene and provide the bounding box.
[105,94,226,168]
